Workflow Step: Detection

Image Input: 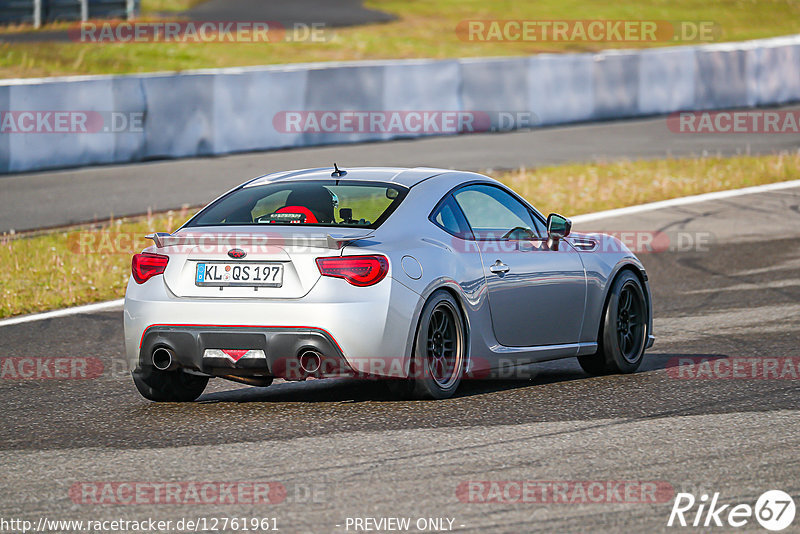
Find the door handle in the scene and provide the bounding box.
[489,260,510,275]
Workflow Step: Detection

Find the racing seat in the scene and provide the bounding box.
[273,205,318,223]
[283,186,336,223]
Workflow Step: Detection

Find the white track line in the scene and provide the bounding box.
[0,299,124,328]
[2,179,800,328]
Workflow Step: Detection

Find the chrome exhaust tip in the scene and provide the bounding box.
[152,347,176,371]
[298,350,322,374]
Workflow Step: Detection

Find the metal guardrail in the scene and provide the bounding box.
[0,0,137,27]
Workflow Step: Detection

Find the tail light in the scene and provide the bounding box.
[316,255,389,287]
[132,253,169,284]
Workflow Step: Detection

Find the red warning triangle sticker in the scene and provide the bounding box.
[221,349,249,362]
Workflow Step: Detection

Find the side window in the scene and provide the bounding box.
[430,195,473,239]
[453,184,541,240]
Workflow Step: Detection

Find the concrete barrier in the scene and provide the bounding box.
[746,39,800,106]
[110,76,147,163]
[527,53,594,125]
[6,77,118,172]
[213,68,309,154]
[302,63,386,145]
[1,34,798,173]
[593,51,641,120]
[140,73,215,159]
[694,47,750,109]
[461,57,530,131]
[637,47,696,115]
[382,59,461,137]
[0,84,10,174]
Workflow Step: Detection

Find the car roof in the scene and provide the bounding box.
[243,166,455,188]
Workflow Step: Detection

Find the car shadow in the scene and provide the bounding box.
[196,352,730,404]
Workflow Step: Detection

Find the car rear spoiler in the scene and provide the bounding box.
[145,231,373,250]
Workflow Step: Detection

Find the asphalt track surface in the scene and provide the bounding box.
[184,0,395,27]
[2,104,800,233]
[0,184,798,532]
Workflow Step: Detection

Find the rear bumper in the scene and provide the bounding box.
[138,325,352,379]
[124,275,422,378]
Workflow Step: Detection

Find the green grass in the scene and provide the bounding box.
[2,152,799,318]
[0,208,195,318]
[493,152,800,218]
[141,0,205,15]
[1,0,798,78]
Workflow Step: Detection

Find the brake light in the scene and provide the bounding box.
[316,255,389,287]
[132,253,169,284]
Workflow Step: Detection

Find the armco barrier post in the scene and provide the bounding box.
[33,0,41,28]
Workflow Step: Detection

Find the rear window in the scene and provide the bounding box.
[185,180,407,229]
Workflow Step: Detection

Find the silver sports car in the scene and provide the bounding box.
[124,166,654,401]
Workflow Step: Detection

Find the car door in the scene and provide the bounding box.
[452,183,587,347]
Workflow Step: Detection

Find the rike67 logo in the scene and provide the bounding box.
[668,490,796,531]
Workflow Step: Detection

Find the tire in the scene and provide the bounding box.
[387,290,467,400]
[578,270,648,376]
[132,367,209,402]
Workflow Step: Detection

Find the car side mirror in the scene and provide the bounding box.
[546,213,572,250]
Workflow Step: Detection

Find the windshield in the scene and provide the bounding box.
[185,180,407,229]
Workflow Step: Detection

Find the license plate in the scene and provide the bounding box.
[195,262,284,287]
